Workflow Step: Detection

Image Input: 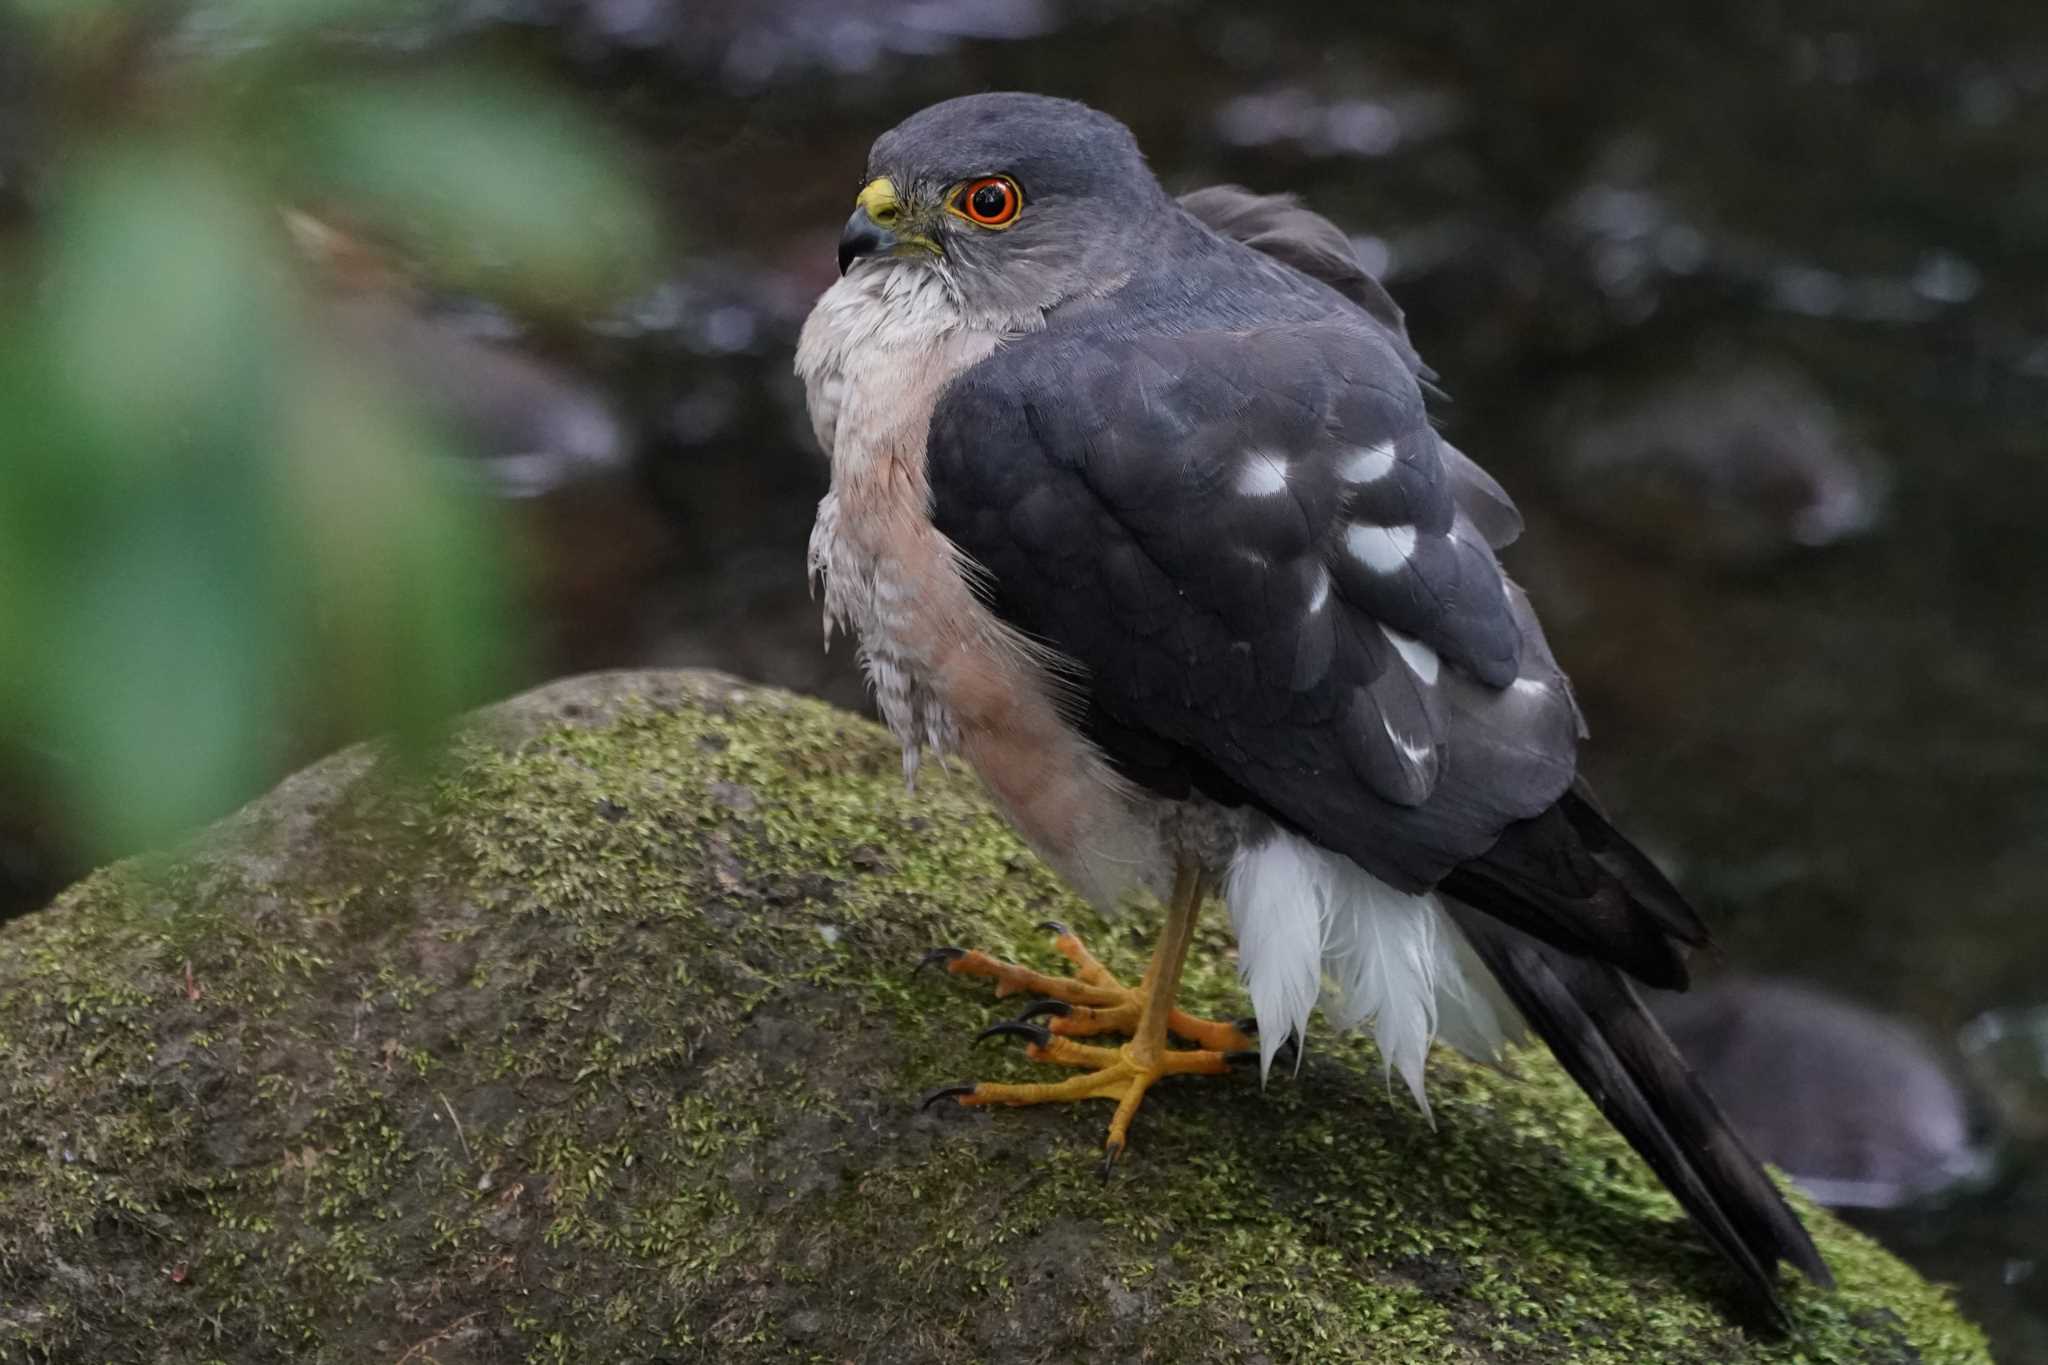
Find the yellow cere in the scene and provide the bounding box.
[856,177,901,226]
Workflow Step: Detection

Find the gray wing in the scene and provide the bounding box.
[927,318,1582,893]
[1180,184,1524,548]
[1177,185,1422,369]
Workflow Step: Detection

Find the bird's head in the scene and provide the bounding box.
[837,93,1176,323]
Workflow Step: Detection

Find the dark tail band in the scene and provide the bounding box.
[1450,907,1834,1325]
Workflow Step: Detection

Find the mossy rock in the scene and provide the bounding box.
[0,671,1990,1364]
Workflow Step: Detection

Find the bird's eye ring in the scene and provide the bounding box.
[952,176,1022,228]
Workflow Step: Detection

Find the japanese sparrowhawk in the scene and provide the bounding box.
[796,91,1831,1323]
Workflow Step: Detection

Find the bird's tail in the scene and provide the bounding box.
[1447,906,1834,1325]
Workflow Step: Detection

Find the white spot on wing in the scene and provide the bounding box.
[1510,677,1549,696]
[1382,714,1434,769]
[1381,625,1440,685]
[1306,566,1331,613]
[1236,451,1290,497]
[1341,440,1397,484]
[1345,523,1417,573]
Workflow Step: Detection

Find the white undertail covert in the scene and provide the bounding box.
[1227,828,1519,1117]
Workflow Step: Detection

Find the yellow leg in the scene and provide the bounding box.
[923,861,1235,1168]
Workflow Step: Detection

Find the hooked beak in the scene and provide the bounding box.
[838,207,897,275]
[839,176,934,275]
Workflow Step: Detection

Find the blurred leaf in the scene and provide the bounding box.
[280,350,517,753]
[0,15,636,866]
[29,480,289,854]
[3,0,127,34]
[286,72,660,309]
[43,139,287,468]
[2,145,294,851]
[0,342,58,717]
[4,125,522,853]
[185,0,428,44]
[6,0,415,40]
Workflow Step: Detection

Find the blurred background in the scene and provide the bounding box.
[0,1,2042,1357]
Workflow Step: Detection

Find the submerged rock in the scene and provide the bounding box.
[1656,977,1993,1210]
[1543,358,1885,569]
[0,671,1990,1363]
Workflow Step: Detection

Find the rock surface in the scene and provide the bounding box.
[0,671,1991,1363]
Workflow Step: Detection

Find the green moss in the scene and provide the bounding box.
[0,671,1991,1363]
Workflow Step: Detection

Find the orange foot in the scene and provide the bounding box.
[922,1032,1239,1171]
[918,914,1279,1172]
[919,920,1257,1052]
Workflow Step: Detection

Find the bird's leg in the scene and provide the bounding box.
[923,860,1251,1168]
[920,881,1255,1054]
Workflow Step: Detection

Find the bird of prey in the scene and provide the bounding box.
[797,91,1831,1320]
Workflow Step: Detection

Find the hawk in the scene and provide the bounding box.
[796,92,1830,1321]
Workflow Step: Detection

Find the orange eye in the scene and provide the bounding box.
[955,176,1021,227]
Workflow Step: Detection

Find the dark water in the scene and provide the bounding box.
[22,1,2048,1356]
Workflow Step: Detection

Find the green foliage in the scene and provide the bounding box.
[0,3,657,855]
[283,71,659,306]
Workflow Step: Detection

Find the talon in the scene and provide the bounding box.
[920,1083,977,1111]
[1098,1140,1125,1181]
[1234,1017,1258,1037]
[975,1019,1054,1047]
[1260,1036,1302,1070]
[912,882,1245,1161]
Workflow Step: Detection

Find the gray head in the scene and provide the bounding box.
[837,93,1178,322]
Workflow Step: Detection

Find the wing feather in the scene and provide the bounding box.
[928,317,1576,891]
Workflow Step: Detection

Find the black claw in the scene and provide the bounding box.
[975,1019,1053,1047]
[920,1083,977,1111]
[1035,919,1071,938]
[1233,1017,1259,1037]
[1014,999,1073,1022]
[1097,1141,1125,1181]
[1225,1036,1300,1070]
[915,946,965,975]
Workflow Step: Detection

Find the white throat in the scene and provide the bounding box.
[796,265,973,466]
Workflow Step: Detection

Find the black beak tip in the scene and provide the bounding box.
[838,223,885,276]
[838,207,895,276]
